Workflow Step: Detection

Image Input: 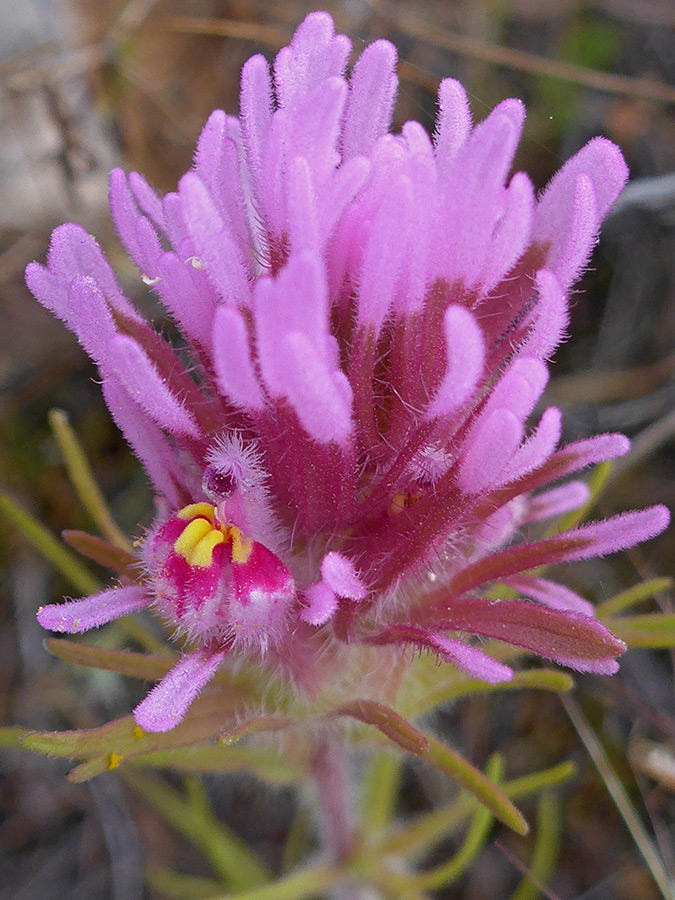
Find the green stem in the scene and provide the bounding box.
[360,751,403,839]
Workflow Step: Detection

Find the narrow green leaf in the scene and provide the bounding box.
[382,793,475,859]
[66,744,304,785]
[111,614,169,653]
[502,760,577,798]
[609,614,675,648]
[67,756,113,782]
[368,868,433,900]
[220,716,292,745]
[49,409,132,552]
[381,759,575,859]
[21,689,241,765]
[45,637,176,680]
[509,791,563,900]
[201,865,342,900]
[563,696,675,900]
[147,865,223,900]
[280,807,312,873]
[0,726,26,748]
[62,529,138,576]
[0,494,100,594]
[546,460,613,536]
[596,576,673,619]
[332,700,428,755]
[123,769,270,889]
[417,754,504,890]
[128,744,303,784]
[424,735,528,835]
[407,668,574,717]
[360,751,404,838]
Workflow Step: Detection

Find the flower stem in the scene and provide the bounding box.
[311,735,371,900]
[312,734,356,866]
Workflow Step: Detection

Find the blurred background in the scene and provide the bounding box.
[1,1,675,898]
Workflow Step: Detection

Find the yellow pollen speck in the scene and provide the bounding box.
[178,502,215,523]
[389,491,423,516]
[132,725,144,739]
[228,526,253,564]
[389,493,407,515]
[108,752,123,770]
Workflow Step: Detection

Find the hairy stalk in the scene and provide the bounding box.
[311,735,370,900]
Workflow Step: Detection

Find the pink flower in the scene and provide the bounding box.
[28,12,668,732]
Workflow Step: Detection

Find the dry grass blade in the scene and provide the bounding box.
[496,831,563,900]
[396,59,441,94]
[166,16,289,50]
[548,357,675,405]
[562,696,675,900]
[1,44,108,94]
[610,406,675,480]
[111,0,161,39]
[371,3,675,105]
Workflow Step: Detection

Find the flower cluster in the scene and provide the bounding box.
[29,12,668,732]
